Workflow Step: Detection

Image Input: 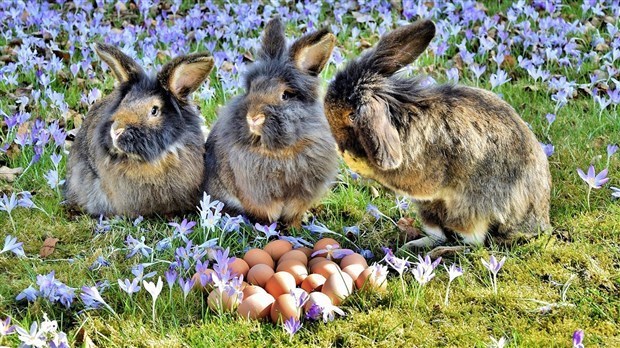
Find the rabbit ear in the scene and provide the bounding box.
[259,17,286,60]
[289,29,336,75]
[367,19,435,75]
[355,98,403,170]
[94,43,145,83]
[158,53,214,101]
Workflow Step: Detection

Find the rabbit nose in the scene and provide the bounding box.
[247,113,265,134]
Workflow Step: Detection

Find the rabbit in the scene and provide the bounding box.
[65,43,214,217]
[324,19,551,247]
[203,18,339,228]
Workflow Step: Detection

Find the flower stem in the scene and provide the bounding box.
[400,276,406,298]
[8,212,16,233]
[444,281,452,306]
[586,186,592,212]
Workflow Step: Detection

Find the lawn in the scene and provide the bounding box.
[1,0,620,347]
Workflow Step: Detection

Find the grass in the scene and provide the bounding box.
[1,1,620,347]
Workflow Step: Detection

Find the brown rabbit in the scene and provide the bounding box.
[203,18,339,227]
[65,44,214,217]
[324,20,551,247]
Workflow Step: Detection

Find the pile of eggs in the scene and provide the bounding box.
[193,238,387,323]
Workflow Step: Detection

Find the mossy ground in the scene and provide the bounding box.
[1,1,620,347]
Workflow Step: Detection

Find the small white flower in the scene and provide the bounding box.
[143,276,163,301]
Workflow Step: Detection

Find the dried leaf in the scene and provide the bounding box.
[39,237,59,258]
[0,166,23,182]
[397,217,421,240]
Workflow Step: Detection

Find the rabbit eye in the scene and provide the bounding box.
[150,106,160,117]
[281,91,295,101]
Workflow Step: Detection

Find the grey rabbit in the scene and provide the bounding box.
[203,18,339,227]
[324,20,551,247]
[65,43,214,217]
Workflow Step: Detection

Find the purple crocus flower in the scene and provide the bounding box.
[80,286,107,310]
[178,277,195,299]
[283,317,302,337]
[125,235,153,258]
[302,218,334,235]
[255,222,279,239]
[366,204,382,220]
[481,255,506,275]
[305,303,322,321]
[577,165,609,189]
[608,144,618,158]
[381,247,411,275]
[540,143,554,157]
[16,286,38,302]
[311,244,354,260]
[0,317,15,336]
[169,219,196,242]
[572,329,584,348]
[0,193,18,214]
[131,264,157,282]
[611,187,620,198]
[546,113,556,125]
[118,278,141,296]
[1,235,25,257]
[165,268,178,290]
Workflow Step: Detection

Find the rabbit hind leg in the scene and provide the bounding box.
[405,200,448,248]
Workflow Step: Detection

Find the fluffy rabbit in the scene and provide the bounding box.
[324,20,551,247]
[65,43,214,217]
[204,18,339,227]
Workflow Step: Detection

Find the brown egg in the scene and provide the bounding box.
[276,260,309,285]
[278,250,309,266]
[342,264,366,283]
[322,271,354,305]
[308,257,328,269]
[242,285,267,299]
[301,273,327,292]
[264,271,296,298]
[247,264,275,287]
[237,292,275,320]
[208,288,241,312]
[296,247,314,258]
[264,240,293,262]
[356,266,388,292]
[312,238,339,257]
[192,269,215,291]
[339,253,368,269]
[303,291,333,313]
[244,248,275,269]
[270,293,302,323]
[311,260,341,279]
[229,257,250,277]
